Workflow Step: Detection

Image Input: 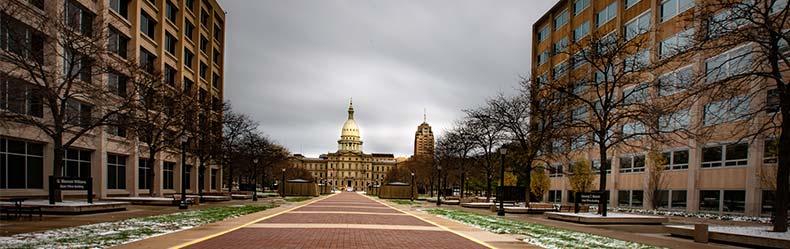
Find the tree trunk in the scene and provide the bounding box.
[52,136,64,202]
[147,150,157,197]
[485,172,492,202]
[774,97,790,232]
[598,142,609,217]
[525,161,532,203]
[227,164,233,193]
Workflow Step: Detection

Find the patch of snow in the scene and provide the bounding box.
[668,225,790,240]
[611,207,771,224]
[1,200,128,207]
[548,212,660,218]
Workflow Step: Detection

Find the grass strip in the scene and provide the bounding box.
[425,208,664,249]
[1,205,273,249]
[284,197,312,202]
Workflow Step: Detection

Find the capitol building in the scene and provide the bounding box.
[290,100,398,191]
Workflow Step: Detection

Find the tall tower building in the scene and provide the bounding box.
[414,111,434,157]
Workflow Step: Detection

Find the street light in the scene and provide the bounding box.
[410,172,415,202]
[498,146,508,216]
[179,135,189,210]
[437,165,442,206]
[252,158,259,201]
[281,168,286,197]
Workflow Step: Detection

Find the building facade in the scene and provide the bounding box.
[0,0,225,199]
[532,0,780,217]
[290,101,398,191]
[413,113,435,158]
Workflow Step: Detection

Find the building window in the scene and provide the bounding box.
[762,190,775,215]
[660,0,693,22]
[164,65,176,86]
[63,148,91,177]
[657,190,686,210]
[703,95,749,126]
[699,189,745,213]
[140,11,156,39]
[65,0,94,36]
[621,121,646,138]
[0,138,44,189]
[200,35,208,53]
[212,73,220,88]
[574,0,590,15]
[184,165,192,190]
[571,106,588,122]
[553,36,568,54]
[570,135,587,150]
[186,0,195,12]
[166,1,178,23]
[139,48,156,73]
[213,24,222,42]
[184,48,194,68]
[619,154,645,173]
[597,2,618,27]
[658,108,690,132]
[213,49,221,64]
[138,159,151,189]
[571,50,588,69]
[659,28,694,58]
[767,88,780,113]
[106,113,126,137]
[64,48,92,83]
[537,50,549,65]
[107,27,129,58]
[592,158,611,174]
[548,190,562,203]
[549,164,563,177]
[702,143,748,168]
[657,65,692,96]
[201,9,209,27]
[625,0,640,9]
[661,149,689,170]
[210,168,218,189]
[165,32,177,55]
[623,83,648,105]
[553,60,568,78]
[0,75,43,118]
[618,190,643,207]
[107,154,126,189]
[554,9,568,30]
[764,138,778,164]
[163,162,174,189]
[0,13,46,63]
[200,62,208,79]
[624,10,651,41]
[573,21,590,41]
[185,20,195,41]
[705,45,751,83]
[537,26,550,43]
[65,100,92,128]
[183,77,194,92]
[109,0,129,19]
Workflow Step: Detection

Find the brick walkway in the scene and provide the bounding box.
[182,192,490,249]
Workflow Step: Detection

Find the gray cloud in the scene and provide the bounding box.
[217,0,557,157]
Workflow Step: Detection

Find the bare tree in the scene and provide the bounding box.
[463,111,505,202]
[437,125,476,198]
[0,2,149,201]
[220,110,256,192]
[545,27,658,216]
[669,0,790,232]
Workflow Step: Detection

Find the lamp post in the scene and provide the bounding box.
[410,172,415,202]
[498,146,508,216]
[281,168,286,197]
[252,159,259,201]
[437,165,442,206]
[179,135,189,210]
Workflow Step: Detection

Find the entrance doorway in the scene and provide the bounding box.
[347,180,352,187]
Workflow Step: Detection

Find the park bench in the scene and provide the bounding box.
[559,204,590,213]
[0,198,42,220]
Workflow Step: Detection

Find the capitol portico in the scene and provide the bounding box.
[290,100,398,191]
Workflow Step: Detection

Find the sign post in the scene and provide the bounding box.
[574,191,607,213]
[49,176,92,204]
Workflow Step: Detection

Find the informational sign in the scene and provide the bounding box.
[574,191,608,213]
[498,186,527,202]
[49,176,93,204]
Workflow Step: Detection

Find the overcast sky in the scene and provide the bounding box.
[216,0,557,157]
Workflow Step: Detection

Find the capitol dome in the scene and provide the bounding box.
[338,99,363,152]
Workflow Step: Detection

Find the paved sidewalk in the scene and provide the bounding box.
[173,192,510,249]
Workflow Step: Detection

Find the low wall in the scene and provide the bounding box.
[284,182,319,197]
[379,185,416,199]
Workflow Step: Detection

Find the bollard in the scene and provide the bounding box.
[694,224,709,243]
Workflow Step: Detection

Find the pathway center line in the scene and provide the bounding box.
[246,223,442,231]
[289,211,407,216]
